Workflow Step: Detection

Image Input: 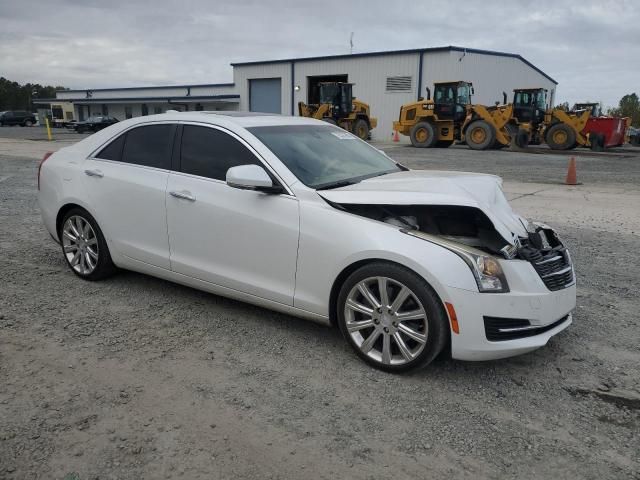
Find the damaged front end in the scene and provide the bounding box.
[329,202,574,293]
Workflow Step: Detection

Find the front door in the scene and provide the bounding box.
[166,124,299,305]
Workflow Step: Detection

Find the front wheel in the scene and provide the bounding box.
[60,208,116,281]
[352,119,369,140]
[24,120,34,127]
[410,121,437,148]
[465,120,496,150]
[337,262,449,372]
[546,123,576,150]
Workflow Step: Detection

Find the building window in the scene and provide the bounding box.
[195,103,203,111]
[125,106,133,119]
[102,104,108,115]
[386,76,412,92]
[141,104,148,116]
[154,106,163,114]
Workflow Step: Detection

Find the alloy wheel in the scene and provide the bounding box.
[62,215,99,275]
[344,276,428,366]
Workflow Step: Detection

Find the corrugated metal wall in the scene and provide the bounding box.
[233,50,555,141]
[421,51,557,108]
[293,53,419,141]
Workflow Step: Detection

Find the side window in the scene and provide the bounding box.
[180,125,261,181]
[96,134,126,161]
[121,125,175,169]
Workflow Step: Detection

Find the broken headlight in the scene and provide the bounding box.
[403,230,510,293]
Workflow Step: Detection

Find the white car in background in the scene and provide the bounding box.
[37,112,576,372]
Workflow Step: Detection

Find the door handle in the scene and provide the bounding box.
[84,169,104,178]
[169,190,196,202]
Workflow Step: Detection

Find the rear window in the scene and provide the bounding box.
[121,125,175,169]
[95,124,175,167]
[96,134,126,161]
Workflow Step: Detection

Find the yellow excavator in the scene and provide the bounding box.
[298,82,377,140]
[393,81,474,148]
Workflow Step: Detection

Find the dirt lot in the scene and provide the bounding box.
[1,127,639,479]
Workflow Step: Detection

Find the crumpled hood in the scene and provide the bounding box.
[317,170,528,243]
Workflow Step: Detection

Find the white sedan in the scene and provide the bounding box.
[38,112,576,372]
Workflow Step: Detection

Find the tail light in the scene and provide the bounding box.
[37,151,53,190]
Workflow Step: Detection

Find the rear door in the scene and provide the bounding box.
[83,123,176,269]
[166,124,299,305]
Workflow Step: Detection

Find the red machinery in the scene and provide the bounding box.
[573,103,630,148]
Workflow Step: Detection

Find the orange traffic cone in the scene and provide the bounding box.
[565,157,579,185]
[393,130,400,142]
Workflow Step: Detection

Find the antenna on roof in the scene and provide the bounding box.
[350,32,354,54]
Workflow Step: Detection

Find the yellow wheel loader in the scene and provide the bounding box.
[297,82,377,140]
[461,88,545,150]
[392,81,473,148]
[464,88,591,151]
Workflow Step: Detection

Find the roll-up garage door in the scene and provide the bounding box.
[249,78,282,114]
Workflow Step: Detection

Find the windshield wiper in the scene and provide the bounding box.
[316,179,362,190]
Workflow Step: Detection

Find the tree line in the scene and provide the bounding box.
[0,77,68,111]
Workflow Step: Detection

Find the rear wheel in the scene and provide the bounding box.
[352,119,369,140]
[409,121,437,148]
[24,119,34,127]
[590,132,605,152]
[466,120,496,150]
[337,262,449,372]
[546,123,576,150]
[60,208,116,281]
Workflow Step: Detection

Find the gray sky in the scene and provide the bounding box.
[1,0,637,108]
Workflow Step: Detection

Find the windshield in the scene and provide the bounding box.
[319,84,339,104]
[457,84,471,104]
[534,91,547,109]
[248,125,401,189]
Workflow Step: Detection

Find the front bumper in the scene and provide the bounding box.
[444,270,576,362]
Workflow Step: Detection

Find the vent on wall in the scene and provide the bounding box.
[386,76,412,92]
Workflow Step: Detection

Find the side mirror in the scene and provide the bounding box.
[226,164,283,194]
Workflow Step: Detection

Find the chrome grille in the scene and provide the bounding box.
[518,227,574,291]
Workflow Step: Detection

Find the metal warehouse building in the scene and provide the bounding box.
[42,45,557,141]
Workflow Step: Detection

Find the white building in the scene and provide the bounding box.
[39,45,557,141]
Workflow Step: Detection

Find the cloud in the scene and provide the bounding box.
[0,0,637,107]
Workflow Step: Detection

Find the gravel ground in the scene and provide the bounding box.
[1,132,639,479]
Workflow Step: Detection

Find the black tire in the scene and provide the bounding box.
[590,132,605,152]
[24,119,34,127]
[337,262,449,373]
[514,129,529,149]
[59,208,116,281]
[352,118,369,140]
[409,121,437,148]
[322,118,337,125]
[465,120,496,150]
[546,123,576,150]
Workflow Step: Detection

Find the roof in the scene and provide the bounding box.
[34,95,239,104]
[232,45,558,85]
[59,82,234,94]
